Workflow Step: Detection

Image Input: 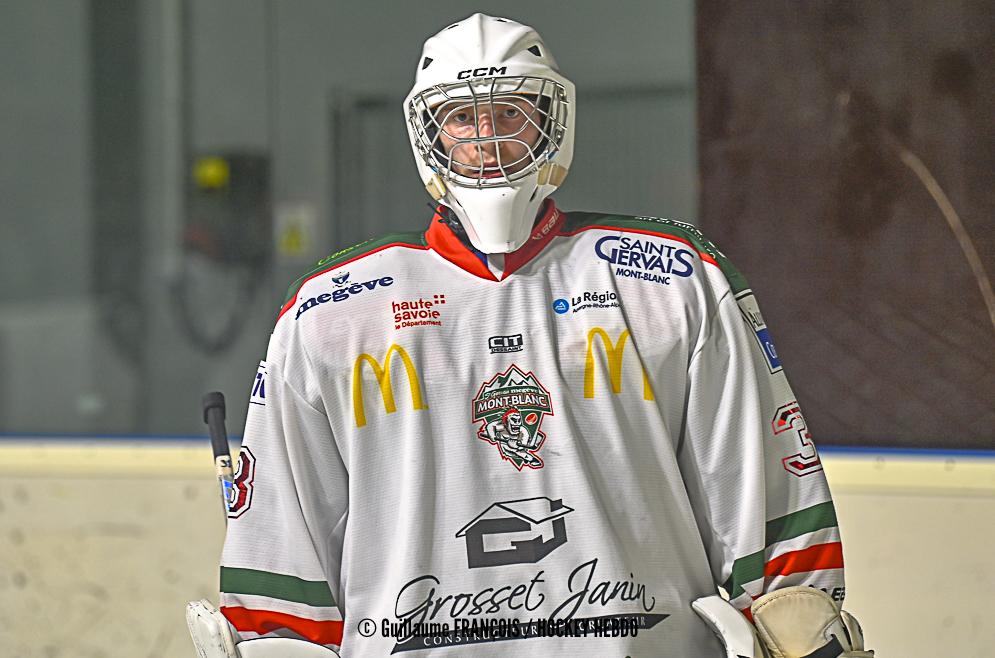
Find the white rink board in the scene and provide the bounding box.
[0,441,993,657]
[0,441,225,658]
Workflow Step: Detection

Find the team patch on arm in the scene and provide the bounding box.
[771,401,823,477]
[735,290,782,374]
[228,446,257,519]
[250,362,267,406]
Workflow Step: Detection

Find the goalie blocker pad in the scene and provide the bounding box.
[750,586,874,658]
[186,600,339,658]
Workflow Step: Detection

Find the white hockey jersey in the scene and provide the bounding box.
[219,201,845,657]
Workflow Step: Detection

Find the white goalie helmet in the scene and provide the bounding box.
[404,13,576,254]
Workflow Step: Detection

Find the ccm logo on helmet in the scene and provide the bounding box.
[457,66,508,80]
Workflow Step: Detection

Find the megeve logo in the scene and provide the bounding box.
[296,276,394,319]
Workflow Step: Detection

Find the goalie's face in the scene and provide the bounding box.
[433,95,543,180]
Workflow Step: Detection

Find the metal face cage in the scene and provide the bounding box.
[408,76,569,188]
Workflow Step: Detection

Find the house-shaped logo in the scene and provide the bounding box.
[455,497,573,569]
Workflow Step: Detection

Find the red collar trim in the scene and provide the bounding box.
[424,210,497,280]
[424,200,562,281]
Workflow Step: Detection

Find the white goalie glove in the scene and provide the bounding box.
[693,595,765,658]
[693,587,874,658]
[186,600,339,658]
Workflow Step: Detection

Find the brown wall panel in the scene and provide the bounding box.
[697,1,995,448]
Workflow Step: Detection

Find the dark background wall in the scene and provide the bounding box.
[697,1,995,449]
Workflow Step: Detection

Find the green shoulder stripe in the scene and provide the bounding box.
[562,211,749,294]
[221,566,336,607]
[282,231,426,306]
[721,501,840,599]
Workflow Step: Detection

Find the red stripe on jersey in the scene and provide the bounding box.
[764,542,844,579]
[736,544,843,624]
[221,606,344,646]
[424,210,498,281]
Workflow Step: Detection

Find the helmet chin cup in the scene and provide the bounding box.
[446,176,544,254]
[443,163,569,254]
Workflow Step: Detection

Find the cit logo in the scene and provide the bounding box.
[489,334,524,353]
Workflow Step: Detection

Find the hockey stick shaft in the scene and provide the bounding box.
[202,391,234,525]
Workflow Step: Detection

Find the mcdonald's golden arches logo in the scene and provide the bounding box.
[584,328,655,401]
[352,344,428,427]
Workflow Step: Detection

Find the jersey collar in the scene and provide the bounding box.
[424,200,562,281]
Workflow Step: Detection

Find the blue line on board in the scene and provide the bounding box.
[0,432,243,443]
[0,434,989,458]
[819,445,995,459]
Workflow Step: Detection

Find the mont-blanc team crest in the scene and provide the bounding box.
[472,365,554,470]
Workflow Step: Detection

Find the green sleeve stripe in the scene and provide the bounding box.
[221,567,336,607]
[722,501,840,598]
[722,550,765,600]
[765,501,838,546]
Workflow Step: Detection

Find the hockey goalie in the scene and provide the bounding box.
[188,13,874,658]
